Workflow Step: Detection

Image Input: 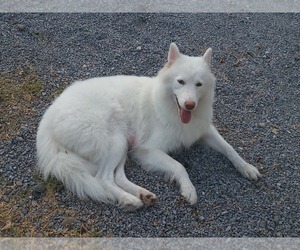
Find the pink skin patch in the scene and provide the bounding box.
[175,95,192,124]
[128,136,136,149]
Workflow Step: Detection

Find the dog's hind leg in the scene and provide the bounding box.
[94,136,143,211]
[203,125,262,180]
[114,157,157,207]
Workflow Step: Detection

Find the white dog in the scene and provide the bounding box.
[36,43,261,210]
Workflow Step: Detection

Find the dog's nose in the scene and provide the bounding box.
[184,100,196,110]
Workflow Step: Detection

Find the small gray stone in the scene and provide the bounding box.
[32,183,46,199]
[257,122,266,128]
[21,208,28,215]
[279,154,286,159]
[16,23,26,31]
[2,195,9,202]
[62,217,80,229]
[36,233,44,237]
[16,181,23,187]
[33,183,46,193]
[199,216,205,221]
[16,137,24,142]
[31,200,38,206]
[0,221,5,228]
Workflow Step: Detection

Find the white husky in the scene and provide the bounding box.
[36,43,261,210]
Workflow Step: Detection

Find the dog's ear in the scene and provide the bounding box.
[167,43,180,65]
[203,48,212,66]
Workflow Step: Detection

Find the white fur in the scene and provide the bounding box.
[36,43,261,210]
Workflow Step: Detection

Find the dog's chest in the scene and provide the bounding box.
[142,121,206,152]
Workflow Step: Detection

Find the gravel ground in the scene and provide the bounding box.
[0,13,299,237]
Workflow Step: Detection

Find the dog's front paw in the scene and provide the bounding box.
[180,182,197,205]
[238,163,262,180]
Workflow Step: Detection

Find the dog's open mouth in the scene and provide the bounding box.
[175,95,192,124]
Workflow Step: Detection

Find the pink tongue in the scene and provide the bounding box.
[180,108,192,124]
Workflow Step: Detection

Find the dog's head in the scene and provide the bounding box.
[158,43,216,124]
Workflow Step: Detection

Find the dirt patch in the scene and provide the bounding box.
[0,173,99,237]
[0,65,43,141]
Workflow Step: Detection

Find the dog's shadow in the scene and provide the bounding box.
[123,143,240,201]
[171,143,244,185]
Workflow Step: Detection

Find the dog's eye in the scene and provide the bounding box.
[196,82,203,87]
[177,79,185,85]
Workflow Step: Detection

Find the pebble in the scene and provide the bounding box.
[21,208,28,215]
[257,122,266,128]
[31,200,38,206]
[16,137,24,142]
[32,183,46,199]
[16,181,23,186]
[199,216,205,221]
[16,23,26,31]
[33,183,46,193]
[62,217,80,229]
[2,195,10,202]
[279,154,286,159]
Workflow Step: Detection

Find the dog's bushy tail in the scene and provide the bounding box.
[36,129,111,203]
